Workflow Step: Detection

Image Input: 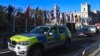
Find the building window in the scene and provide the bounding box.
[84,8,85,11]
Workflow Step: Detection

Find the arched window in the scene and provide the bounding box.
[84,8,85,11]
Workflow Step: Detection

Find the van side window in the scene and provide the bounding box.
[58,27,66,33]
[49,27,58,34]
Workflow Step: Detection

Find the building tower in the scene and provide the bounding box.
[81,3,90,18]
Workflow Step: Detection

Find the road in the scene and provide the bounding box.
[0,33,100,56]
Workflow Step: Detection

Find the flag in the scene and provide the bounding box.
[56,9,60,24]
[67,14,70,23]
[47,12,51,23]
[12,13,16,33]
[24,6,30,32]
[8,5,13,20]
[70,13,75,23]
[65,14,68,23]
[8,5,13,15]
[43,11,46,24]
[25,6,30,20]
[8,5,14,32]
[34,7,38,27]
[70,13,72,23]
[62,13,65,25]
[60,13,65,25]
[51,10,55,20]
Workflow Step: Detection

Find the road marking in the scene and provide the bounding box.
[89,48,100,56]
[0,51,11,54]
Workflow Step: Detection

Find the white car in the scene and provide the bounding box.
[88,25,97,33]
[95,23,100,32]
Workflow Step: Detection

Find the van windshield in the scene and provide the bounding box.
[30,26,50,34]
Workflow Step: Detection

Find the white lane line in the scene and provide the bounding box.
[0,51,11,54]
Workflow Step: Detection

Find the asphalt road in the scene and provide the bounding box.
[0,33,100,56]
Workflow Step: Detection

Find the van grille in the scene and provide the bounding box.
[12,41,17,45]
[9,40,17,45]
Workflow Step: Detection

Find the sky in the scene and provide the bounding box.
[0,0,100,12]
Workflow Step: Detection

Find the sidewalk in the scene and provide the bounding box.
[89,48,100,56]
[0,32,14,49]
[0,40,7,49]
[0,40,3,48]
[95,51,100,56]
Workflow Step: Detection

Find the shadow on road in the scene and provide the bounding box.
[44,46,82,56]
[44,39,97,56]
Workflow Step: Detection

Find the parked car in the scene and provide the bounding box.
[77,25,92,37]
[8,25,72,56]
[95,23,100,32]
[87,25,97,33]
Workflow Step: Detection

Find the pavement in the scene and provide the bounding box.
[95,51,100,56]
[0,40,3,48]
[0,32,16,48]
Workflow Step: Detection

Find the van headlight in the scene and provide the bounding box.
[18,41,31,45]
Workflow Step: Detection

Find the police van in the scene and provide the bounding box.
[8,25,72,56]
